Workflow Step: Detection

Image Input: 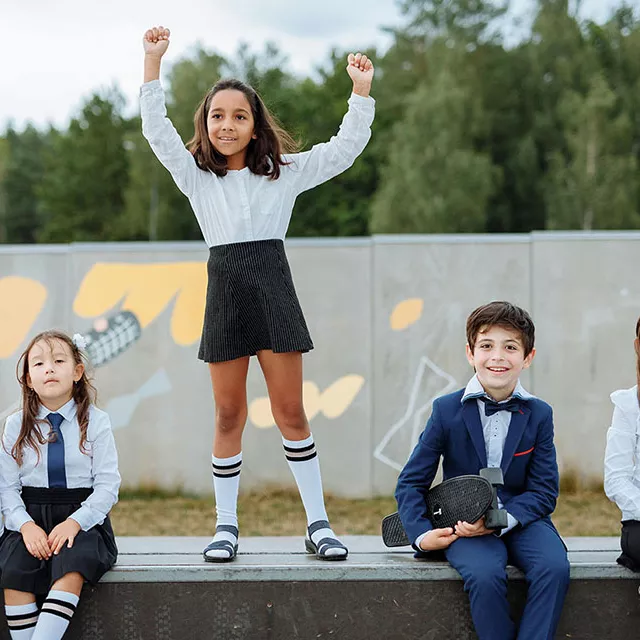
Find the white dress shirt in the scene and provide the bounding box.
[604,385,640,521]
[140,80,375,247]
[0,399,121,532]
[414,375,532,548]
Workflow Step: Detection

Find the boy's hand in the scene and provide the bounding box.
[143,26,170,58]
[20,521,52,560]
[48,518,82,555]
[418,527,459,551]
[346,53,374,96]
[454,518,493,538]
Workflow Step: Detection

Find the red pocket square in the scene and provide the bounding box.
[514,447,534,457]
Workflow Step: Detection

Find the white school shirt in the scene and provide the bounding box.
[604,386,640,521]
[0,399,121,532]
[414,375,532,548]
[140,80,375,247]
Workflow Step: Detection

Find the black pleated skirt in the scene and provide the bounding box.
[198,239,314,363]
[0,487,118,595]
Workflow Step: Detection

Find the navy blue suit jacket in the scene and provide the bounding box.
[395,388,559,548]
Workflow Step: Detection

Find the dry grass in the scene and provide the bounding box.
[110,486,622,537]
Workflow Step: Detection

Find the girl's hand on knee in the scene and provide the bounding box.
[143,26,170,58]
[20,522,51,560]
[346,53,374,97]
[48,518,82,555]
[454,518,492,538]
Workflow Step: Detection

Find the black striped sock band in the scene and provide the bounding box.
[284,441,317,462]
[41,598,77,622]
[212,459,242,478]
[6,610,38,630]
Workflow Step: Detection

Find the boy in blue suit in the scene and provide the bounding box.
[395,301,569,640]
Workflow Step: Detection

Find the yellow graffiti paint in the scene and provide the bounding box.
[0,277,47,359]
[248,375,365,429]
[390,298,424,331]
[73,263,207,346]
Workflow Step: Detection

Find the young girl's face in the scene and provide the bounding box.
[207,89,256,170]
[26,339,84,410]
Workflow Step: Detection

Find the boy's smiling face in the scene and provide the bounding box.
[466,325,535,402]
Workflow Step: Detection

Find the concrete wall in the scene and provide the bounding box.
[1,232,638,497]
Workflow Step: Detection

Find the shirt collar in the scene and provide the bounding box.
[461,373,534,404]
[36,398,77,423]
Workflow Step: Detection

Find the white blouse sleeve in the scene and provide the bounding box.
[604,399,640,516]
[283,92,375,195]
[140,80,206,198]
[69,409,121,531]
[0,414,34,532]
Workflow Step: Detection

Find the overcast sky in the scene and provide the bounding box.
[0,0,629,129]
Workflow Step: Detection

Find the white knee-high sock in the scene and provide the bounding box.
[5,602,38,639]
[204,452,242,560]
[31,590,79,640]
[283,434,346,556]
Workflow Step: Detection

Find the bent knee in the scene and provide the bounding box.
[215,404,247,433]
[272,401,306,430]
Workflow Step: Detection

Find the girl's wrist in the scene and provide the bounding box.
[352,83,371,97]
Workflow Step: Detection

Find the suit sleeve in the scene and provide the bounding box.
[395,400,446,546]
[502,407,558,527]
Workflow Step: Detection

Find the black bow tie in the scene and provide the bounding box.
[479,397,523,417]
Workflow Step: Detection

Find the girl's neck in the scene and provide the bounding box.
[39,392,73,413]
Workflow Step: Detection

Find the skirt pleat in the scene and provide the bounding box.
[0,487,118,595]
[198,239,314,363]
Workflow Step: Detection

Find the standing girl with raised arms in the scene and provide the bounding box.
[140,26,374,562]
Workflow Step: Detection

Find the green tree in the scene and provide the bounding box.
[1,125,47,243]
[545,72,639,229]
[38,90,129,242]
[371,68,499,233]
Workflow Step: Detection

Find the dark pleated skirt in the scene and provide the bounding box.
[198,239,314,363]
[0,487,118,595]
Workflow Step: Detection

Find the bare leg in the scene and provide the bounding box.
[203,357,250,561]
[257,350,347,559]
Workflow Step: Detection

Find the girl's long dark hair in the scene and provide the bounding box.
[11,330,96,466]
[187,78,298,180]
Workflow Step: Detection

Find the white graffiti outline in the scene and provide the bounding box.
[374,355,457,472]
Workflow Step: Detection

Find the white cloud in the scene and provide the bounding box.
[0,0,628,129]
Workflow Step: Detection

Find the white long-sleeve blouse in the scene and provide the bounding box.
[140,80,375,247]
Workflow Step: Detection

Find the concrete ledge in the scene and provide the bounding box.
[0,537,638,640]
[104,535,632,582]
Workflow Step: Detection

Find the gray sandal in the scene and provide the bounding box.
[203,525,238,563]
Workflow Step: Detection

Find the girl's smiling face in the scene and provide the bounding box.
[207,89,256,170]
[26,338,84,411]
[466,325,535,402]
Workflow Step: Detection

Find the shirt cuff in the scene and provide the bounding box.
[11,510,34,532]
[414,530,430,550]
[349,92,375,106]
[499,512,519,536]
[140,79,162,95]
[69,506,104,532]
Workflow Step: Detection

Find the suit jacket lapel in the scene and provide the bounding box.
[501,405,531,475]
[462,401,487,468]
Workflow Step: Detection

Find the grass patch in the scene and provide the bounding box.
[110,486,622,537]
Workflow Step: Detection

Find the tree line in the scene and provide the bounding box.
[1,0,640,243]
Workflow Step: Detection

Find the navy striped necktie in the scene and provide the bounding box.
[46,413,67,489]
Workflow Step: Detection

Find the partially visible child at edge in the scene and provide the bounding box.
[395,301,569,640]
[140,26,375,562]
[0,331,120,639]
[604,315,640,570]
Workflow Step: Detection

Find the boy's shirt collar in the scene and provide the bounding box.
[461,373,534,405]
